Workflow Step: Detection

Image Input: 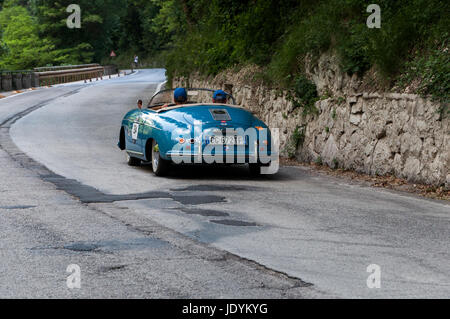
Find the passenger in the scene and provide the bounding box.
[212,90,228,104]
[137,99,143,109]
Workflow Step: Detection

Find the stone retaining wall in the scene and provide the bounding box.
[173,64,449,187]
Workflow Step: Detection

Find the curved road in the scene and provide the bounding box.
[2,69,449,298]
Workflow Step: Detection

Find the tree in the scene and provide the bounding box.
[0,4,64,69]
[33,0,127,64]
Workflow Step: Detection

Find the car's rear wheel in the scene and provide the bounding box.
[249,163,263,176]
[151,139,169,176]
[124,135,141,166]
[126,152,141,166]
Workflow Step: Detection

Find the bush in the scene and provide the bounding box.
[287,76,319,116]
[286,125,305,159]
[398,44,449,117]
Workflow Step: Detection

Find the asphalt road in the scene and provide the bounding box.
[2,69,449,298]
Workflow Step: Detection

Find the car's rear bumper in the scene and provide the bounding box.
[165,151,275,165]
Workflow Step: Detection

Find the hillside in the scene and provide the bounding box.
[0,0,448,108]
[162,0,449,111]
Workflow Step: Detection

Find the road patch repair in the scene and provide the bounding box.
[0,93,226,206]
[0,205,36,210]
[210,220,259,227]
[178,208,230,217]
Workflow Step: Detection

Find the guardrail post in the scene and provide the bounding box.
[13,73,23,90]
[22,72,32,89]
[3,73,12,91]
[32,73,40,87]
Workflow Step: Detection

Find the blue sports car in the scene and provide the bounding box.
[118,88,275,176]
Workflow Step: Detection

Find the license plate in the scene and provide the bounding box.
[209,135,245,145]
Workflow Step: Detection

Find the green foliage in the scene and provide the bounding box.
[367,0,448,77]
[266,0,449,82]
[0,4,64,69]
[315,156,323,166]
[331,108,337,120]
[0,0,130,68]
[332,158,339,169]
[34,0,127,63]
[0,0,448,111]
[286,125,305,159]
[164,0,308,79]
[337,23,371,75]
[267,0,339,83]
[336,97,345,105]
[162,0,450,106]
[397,44,449,117]
[287,76,319,116]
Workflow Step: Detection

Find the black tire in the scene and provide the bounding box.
[249,163,262,176]
[151,139,169,176]
[126,152,141,166]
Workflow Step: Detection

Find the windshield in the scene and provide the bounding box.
[148,88,236,108]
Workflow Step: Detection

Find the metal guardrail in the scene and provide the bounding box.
[0,64,119,91]
[103,65,119,76]
[33,64,100,72]
[36,66,105,86]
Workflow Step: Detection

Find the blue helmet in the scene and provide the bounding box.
[174,88,187,103]
[213,90,227,102]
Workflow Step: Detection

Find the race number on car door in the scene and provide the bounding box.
[132,123,139,140]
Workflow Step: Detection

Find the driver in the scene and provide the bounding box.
[154,88,188,110]
[212,90,227,104]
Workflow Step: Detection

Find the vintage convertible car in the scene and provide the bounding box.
[118,88,275,176]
